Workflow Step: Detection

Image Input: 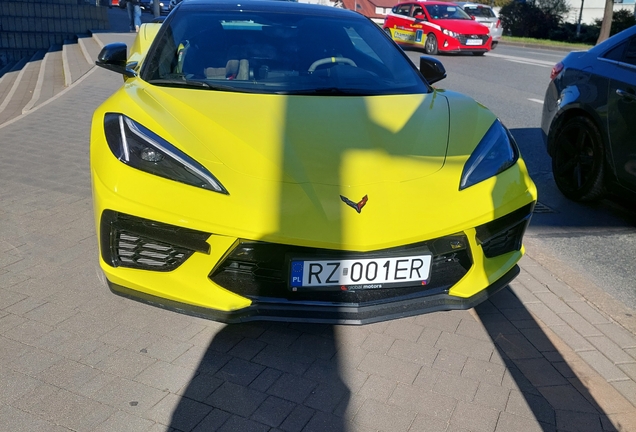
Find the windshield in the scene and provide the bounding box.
[142,8,428,95]
[463,6,496,18]
[425,5,472,20]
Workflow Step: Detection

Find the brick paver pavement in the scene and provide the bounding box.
[1,31,636,432]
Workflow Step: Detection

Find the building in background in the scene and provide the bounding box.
[565,0,635,25]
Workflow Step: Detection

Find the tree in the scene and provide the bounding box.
[596,0,614,44]
[535,0,569,18]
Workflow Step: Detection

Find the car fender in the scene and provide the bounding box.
[544,76,607,159]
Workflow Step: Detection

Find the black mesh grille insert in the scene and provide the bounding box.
[115,231,193,270]
[210,236,472,305]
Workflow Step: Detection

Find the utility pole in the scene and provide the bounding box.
[576,0,584,37]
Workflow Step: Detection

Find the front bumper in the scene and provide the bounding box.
[98,201,533,324]
[438,34,491,53]
[108,265,519,324]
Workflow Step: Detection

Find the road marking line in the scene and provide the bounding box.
[528,98,544,104]
[488,52,556,67]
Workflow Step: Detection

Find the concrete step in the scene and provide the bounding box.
[0,60,17,80]
[62,38,93,86]
[78,33,103,66]
[26,45,65,112]
[0,56,33,124]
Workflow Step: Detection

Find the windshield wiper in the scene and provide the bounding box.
[148,78,260,93]
[278,87,374,96]
[147,78,211,89]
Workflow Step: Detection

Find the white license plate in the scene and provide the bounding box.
[465,39,483,46]
[289,254,432,290]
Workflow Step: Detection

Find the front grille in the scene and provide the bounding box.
[100,210,211,271]
[209,235,472,305]
[457,34,489,46]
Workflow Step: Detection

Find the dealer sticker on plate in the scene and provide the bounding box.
[289,254,432,290]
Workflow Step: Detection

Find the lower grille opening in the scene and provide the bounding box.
[480,223,527,258]
[475,203,534,258]
[101,210,211,271]
[209,236,472,305]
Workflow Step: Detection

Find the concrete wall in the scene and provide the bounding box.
[0,0,109,67]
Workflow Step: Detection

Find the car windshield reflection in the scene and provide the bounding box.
[142,11,429,95]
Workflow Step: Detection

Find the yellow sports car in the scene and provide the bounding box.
[91,0,536,324]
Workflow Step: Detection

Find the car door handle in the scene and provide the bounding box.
[616,88,636,101]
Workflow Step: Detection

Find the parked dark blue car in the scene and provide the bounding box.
[542,26,636,202]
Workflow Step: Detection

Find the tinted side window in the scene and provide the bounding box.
[395,4,412,16]
[623,37,636,66]
[604,41,626,62]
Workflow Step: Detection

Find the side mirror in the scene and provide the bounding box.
[414,14,426,21]
[470,15,476,20]
[419,56,446,85]
[96,42,136,78]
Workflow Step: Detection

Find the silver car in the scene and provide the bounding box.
[455,2,503,48]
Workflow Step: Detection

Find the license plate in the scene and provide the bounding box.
[289,254,432,290]
[465,39,482,46]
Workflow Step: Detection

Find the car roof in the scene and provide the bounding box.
[394,0,466,6]
[178,0,360,17]
[454,2,493,8]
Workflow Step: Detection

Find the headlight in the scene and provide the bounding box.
[459,120,518,190]
[442,29,458,38]
[103,113,228,194]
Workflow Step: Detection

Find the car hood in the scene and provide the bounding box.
[433,19,489,34]
[95,84,523,249]
[131,84,451,187]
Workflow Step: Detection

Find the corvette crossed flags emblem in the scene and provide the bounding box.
[340,195,368,214]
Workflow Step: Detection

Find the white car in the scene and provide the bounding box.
[455,2,503,48]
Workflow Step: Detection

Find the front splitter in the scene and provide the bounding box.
[108,265,519,325]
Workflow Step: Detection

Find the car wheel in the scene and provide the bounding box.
[384,28,392,38]
[424,34,438,55]
[551,116,605,201]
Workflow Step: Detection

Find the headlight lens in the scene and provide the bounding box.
[459,120,518,190]
[103,113,228,194]
[442,29,458,38]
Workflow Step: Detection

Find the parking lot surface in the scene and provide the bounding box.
[1,30,636,432]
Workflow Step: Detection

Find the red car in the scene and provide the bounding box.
[383,1,492,55]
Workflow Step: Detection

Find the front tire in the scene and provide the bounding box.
[424,34,438,55]
[551,116,605,201]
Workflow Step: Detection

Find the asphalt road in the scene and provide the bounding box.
[403,45,636,312]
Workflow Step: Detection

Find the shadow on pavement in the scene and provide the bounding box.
[475,286,613,432]
[170,322,349,431]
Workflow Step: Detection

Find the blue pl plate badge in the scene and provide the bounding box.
[290,261,304,289]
